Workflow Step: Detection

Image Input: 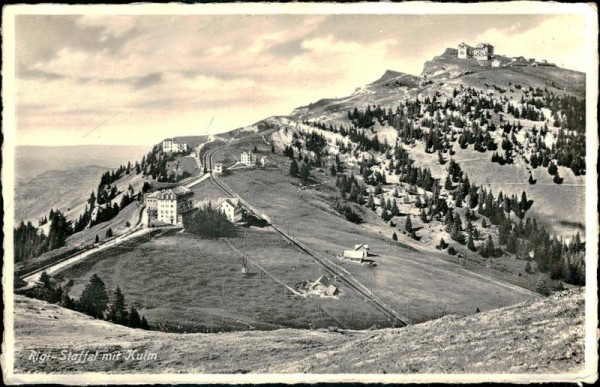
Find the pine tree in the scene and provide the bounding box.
[404,215,413,233]
[392,232,398,241]
[140,316,150,330]
[548,161,558,176]
[128,305,142,328]
[420,208,428,223]
[444,174,453,190]
[299,163,311,182]
[78,274,109,319]
[438,238,448,249]
[289,159,299,177]
[107,287,128,325]
[485,235,496,257]
[467,233,476,251]
[106,228,113,238]
[95,234,100,244]
[366,194,376,211]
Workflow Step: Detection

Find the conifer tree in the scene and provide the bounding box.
[467,233,476,251]
[438,238,448,249]
[78,274,109,319]
[404,215,412,233]
[289,159,299,177]
[128,305,142,328]
[108,287,128,325]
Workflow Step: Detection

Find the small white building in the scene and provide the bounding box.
[259,155,269,167]
[144,191,160,210]
[217,198,243,223]
[213,163,223,174]
[491,59,502,68]
[342,243,370,263]
[241,151,257,166]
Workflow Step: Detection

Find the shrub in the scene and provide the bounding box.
[334,202,363,224]
[183,204,238,238]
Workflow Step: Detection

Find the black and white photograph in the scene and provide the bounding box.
[1,2,598,384]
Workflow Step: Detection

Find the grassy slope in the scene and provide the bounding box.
[13,288,584,374]
[14,165,107,224]
[211,137,538,324]
[58,228,390,332]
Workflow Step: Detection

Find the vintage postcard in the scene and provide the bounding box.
[2,2,598,384]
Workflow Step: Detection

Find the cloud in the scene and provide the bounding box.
[267,38,307,58]
[17,62,65,80]
[132,72,163,90]
[12,14,590,146]
[15,15,141,66]
[474,15,588,71]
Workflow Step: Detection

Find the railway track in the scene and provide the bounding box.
[203,139,408,327]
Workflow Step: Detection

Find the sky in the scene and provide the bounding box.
[11,12,591,146]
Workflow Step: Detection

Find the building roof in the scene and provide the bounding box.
[343,250,367,259]
[216,197,240,209]
[354,243,369,251]
[308,276,336,290]
[149,186,194,201]
[172,186,192,196]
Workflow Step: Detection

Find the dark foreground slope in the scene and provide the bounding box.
[13,288,584,374]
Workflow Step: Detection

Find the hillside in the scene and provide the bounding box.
[12,288,585,374]
[288,48,586,239]
[14,165,108,224]
[14,145,149,225]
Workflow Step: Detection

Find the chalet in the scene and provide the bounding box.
[342,243,369,262]
[162,138,188,153]
[217,198,244,223]
[306,276,338,297]
[241,151,257,166]
[491,59,502,68]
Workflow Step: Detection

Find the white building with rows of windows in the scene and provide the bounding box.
[240,151,257,166]
[457,42,494,60]
[144,186,194,225]
[162,138,189,153]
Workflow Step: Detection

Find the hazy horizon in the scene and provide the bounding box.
[15,144,150,181]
